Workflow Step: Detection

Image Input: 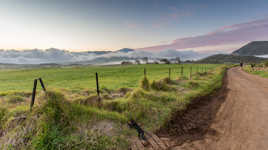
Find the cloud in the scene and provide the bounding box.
[140,18,268,51]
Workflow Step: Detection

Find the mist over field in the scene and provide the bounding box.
[0,48,225,65]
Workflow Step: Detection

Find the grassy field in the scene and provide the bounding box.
[0,64,226,150]
[243,63,268,78]
[0,64,218,92]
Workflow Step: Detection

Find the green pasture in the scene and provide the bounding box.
[0,64,219,92]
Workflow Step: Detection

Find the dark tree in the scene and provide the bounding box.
[176,57,181,64]
[160,58,170,64]
[142,57,149,64]
[135,59,141,65]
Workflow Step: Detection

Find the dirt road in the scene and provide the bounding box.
[170,67,268,150]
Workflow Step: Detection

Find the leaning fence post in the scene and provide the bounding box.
[39,78,46,92]
[30,79,38,111]
[169,68,171,80]
[95,72,101,103]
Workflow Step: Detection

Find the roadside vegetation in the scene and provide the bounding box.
[243,61,268,78]
[0,64,226,150]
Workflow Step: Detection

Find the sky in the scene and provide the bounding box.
[1,0,268,52]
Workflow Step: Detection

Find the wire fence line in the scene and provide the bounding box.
[29,64,211,109]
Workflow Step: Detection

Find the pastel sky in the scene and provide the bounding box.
[1,0,268,52]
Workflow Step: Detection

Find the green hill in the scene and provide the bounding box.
[198,54,267,64]
[232,41,268,56]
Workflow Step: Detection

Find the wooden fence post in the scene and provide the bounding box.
[181,65,184,77]
[30,79,38,111]
[96,72,101,102]
[144,68,147,78]
[169,68,171,80]
[190,66,192,80]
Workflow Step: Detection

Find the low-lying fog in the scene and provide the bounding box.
[0,48,224,65]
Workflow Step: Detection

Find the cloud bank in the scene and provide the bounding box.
[140,18,268,51]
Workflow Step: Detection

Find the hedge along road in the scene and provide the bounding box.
[171,67,268,150]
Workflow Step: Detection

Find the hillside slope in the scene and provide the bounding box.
[232,41,268,56]
[198,54,267,64]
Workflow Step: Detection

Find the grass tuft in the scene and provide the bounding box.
[140,77,150,90]
[151,80,170,91]
[185,81,200,89]
[0,107,7,125]
[7,95,25,104]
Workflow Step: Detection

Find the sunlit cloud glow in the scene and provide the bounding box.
[139,18,268,52]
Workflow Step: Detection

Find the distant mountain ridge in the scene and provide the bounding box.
[117,48,135,53]
[232,41,268,56]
